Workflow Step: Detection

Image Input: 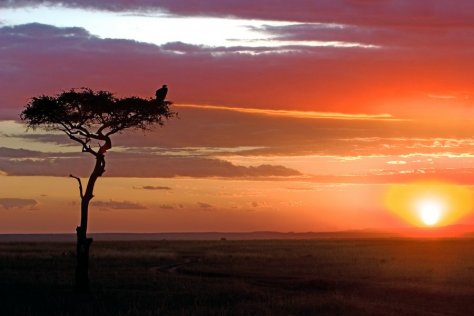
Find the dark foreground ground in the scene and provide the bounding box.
[1,239,474,315]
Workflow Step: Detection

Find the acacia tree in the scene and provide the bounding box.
[20,88,174,292]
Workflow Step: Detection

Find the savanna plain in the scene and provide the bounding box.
[1,239,474,315]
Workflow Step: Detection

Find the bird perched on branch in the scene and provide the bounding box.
[155,85,168,103]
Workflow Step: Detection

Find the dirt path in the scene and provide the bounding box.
[150,256,201,273]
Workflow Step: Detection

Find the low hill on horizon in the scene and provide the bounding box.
[2,226,474,242]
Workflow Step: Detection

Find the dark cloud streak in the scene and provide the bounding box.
[2,1,473,27]
[0,197,38,209]
[91,200,146,210]
[0,151,302,178]
[139,186,172,190]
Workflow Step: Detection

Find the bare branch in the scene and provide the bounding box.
[96,122,112,135]
[69,174,84,199]
[71,123,93,138]
[68,133,98,156]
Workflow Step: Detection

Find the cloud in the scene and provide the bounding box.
[177,104,398,121]
[138,186,172,190]
[197,202,213,209]
[1,22,91,39]
[254,22,474,50]
[0,156,89,177]
[386,160,407,165]
[286,187,314,191]
[103,156,302,178]
[0,147,44,158]
[3,1,473,28]
[7,102,474,161]
[159,204,175,210]
[5,134,71,145]
[153,1,474,28]
[1,21,472,120]
[307,168,474,185]
[0,11,473,185]
[0,152,302,178]
[91,200,146,210]
[160,41,327,56]
[0,198,38,210]
[0,125,307,177]
[5,91,474,165]
[7,104,414,151]
[4,102,474,180]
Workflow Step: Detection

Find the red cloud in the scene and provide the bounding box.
[1,22,473,120]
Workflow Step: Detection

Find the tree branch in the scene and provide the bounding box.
[69,174,84,199]
[96,122,112,135]
[98,136,112,154]
[68,133,98,156]
[70,123,93,138]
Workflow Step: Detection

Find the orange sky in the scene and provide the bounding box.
[1,1,474,233]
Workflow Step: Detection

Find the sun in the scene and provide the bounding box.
[417,199,443,226]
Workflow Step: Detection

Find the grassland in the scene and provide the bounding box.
[1,239,474,315]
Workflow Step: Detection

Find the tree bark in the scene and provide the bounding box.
[75,153,105,293]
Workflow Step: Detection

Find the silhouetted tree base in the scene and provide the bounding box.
[75,226,93,293]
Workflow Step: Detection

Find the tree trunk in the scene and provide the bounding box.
[75,226,92,292]
[75,154,105,293]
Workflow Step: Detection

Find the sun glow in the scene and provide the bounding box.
[385,182,473,228]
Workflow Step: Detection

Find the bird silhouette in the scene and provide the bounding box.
[155,85,168,102]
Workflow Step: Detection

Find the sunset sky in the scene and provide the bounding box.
[1,0,474,233]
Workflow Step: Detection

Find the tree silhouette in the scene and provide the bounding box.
[20,88,174,292]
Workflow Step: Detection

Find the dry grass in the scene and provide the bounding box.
[1,239,474,315]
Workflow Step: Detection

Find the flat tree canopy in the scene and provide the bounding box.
[21,88,174,155]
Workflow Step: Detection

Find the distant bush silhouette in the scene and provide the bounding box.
[21,87,174,292]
